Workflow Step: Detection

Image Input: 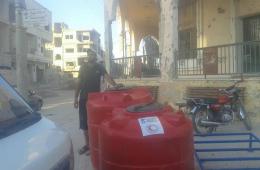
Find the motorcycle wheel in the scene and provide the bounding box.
[192,108,214,135]
[238,100,252,131]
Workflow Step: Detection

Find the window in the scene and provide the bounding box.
[54,23,62,33]
[66,62,75,67]
[55,54,61,60]
[0,76,40,139]
[83,36,89,40]
[45,25,50,31]
[65,35,73,40]
[65,48,74,53]
[179,28,197,58]
[78,47,88,53]
[54,37,62,47]
[243,15,260,73]
[78,47,83,52]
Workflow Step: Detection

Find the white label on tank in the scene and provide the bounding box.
[138,116,164,136]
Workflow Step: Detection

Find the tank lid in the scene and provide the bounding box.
[127,102,163,113]
[105,86,132,91]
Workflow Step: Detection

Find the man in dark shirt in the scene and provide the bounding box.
[74,49,117,154]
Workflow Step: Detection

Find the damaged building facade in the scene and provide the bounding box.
[105,0,260,123]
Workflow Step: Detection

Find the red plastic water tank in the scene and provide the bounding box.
[99,103,195,170]
[87,87,154,170]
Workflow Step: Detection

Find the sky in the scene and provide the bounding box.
[36,0,105,45]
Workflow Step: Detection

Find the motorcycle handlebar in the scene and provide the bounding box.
[220,79,243,93]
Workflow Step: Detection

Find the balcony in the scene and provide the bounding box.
[176,41,260,78]
[111,54,161,79]
[27,52,51,63]
[0,52,12,67]
[111,41,260,80]
[26,27,52,42]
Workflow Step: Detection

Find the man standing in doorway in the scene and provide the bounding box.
[74,49,117,154]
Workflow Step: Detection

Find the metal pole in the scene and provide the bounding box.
[15,0,28,98]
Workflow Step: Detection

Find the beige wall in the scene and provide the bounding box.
[236,0,260,17]
[201,0,234,47]
[179,1,196,31]
[198,0,260,47]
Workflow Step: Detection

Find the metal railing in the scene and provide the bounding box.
[176,41,260,77]
[111,54,161,79]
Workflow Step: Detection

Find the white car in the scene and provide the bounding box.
[0,75,74,170]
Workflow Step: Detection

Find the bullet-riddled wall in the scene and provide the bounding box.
[197,0,260,47]
[107,0,260,124]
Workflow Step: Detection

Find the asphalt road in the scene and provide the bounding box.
[41,90,93,170]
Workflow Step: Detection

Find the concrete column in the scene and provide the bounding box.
[104,0,119,73]
[196,0,203,48]
[159,0,179,81]
[121,17,126,58]
[104,20,113,73]
[15,0,28,98]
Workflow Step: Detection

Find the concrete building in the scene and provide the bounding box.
[0,0,12,67]
[0,0,16,85]
[105,0,260,123]
[23,0,52,83]
[51,23,102,77]
[0,0,52,84]
[52,22,69,71]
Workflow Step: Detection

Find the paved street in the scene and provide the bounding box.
[41,90,93,170]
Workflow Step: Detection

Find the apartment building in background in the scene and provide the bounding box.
[52,22,103,78]
[24,0,52,83]
[0,0,52,84]
[0,0,12,68]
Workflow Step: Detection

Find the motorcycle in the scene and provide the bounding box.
[185,80,252,135]
[28,90,43,111]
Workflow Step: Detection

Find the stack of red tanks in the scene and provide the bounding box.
[87,87,195,170]
[87,87,153,169]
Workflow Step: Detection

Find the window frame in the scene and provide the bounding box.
[83,35,89,40]
[65,48,74,53]
[66,62,75,67]
[55,54,62,60]
[54,37,62,47]
[65,35,70,39]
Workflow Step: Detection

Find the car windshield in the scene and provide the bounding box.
[0,76,33,124]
